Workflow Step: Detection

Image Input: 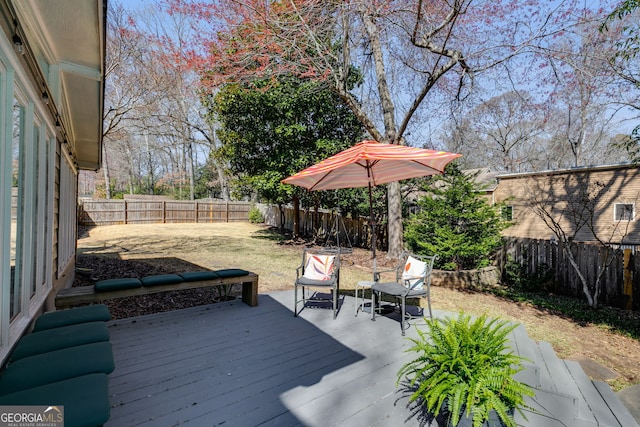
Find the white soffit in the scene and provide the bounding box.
[13,0,105,170]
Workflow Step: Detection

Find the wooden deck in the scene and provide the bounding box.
[105,291,639,427]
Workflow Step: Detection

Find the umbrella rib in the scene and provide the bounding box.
[411,159,444,174]
[307,171,333,191]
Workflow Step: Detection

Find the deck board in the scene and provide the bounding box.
[105,289,635,427]
[106,291,433,427]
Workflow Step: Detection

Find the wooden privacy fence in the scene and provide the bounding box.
[258,204,385,250]
[498,237,639,311]
[79,199,251,225]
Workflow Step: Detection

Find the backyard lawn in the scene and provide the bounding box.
[75,222,640,391]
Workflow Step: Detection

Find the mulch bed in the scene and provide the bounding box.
[74,254,239,320]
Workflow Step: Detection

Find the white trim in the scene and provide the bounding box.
[20,101,35,311]
[0,64,10,352]
[57,156,76,276]
[614,203,635,222]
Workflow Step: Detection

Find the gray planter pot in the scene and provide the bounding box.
[447,407,513,427]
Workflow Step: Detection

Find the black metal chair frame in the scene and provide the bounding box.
[294,247,341,319]
[371,252,436,335]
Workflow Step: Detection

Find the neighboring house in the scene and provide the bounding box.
[493,164,640,244]
[0,1,105,364]
[466,167,499,204]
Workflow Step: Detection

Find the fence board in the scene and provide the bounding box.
[259,204,380,251]
[500,238,634,311]
[79,200,251,225]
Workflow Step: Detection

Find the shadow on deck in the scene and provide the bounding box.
[105,291,638,427]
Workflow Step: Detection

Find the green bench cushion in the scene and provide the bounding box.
[32,304,112,332]
[179,271,220,282]
[213,268,250,278]
[140,274,184,287]
[95,277,142,292]
[0,373,110,427]
[0,341,114,396]
[10,321,110,362]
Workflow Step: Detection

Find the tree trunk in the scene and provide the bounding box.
[293,195,300,239]
[102,143,112,199]
[387,181,403,258]
[216,164,230,200]
[562,241,595,307]
[188,142,195,200]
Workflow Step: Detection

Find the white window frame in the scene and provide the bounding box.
[57,152,76,276]
[0,39,58,363]
[614,203,635,222]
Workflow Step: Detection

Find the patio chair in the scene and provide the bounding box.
[371,252,436,335]
[294,247,341,319]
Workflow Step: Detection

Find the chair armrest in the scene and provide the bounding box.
[373,268,397,282]
[403,275,427,290]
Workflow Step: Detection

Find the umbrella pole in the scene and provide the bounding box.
[368,183,377,275]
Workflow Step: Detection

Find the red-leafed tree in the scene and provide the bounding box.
[171,0,589,257]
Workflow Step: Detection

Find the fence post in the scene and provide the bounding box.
[162,201,166,223]
[624,249,634,310]
[195,201,198,223]
[124,200,128,224]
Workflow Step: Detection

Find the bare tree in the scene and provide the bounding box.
[103,3,153,198]
[174,0,583,256]
[443,91,546,172]
[524,172,636,307]
[541,12,629,167]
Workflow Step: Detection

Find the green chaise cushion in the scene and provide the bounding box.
[213,269,250,278]
[0,373,110,427]
[140,274,184,287]
[179,271,220,282]
[10,321,110,362]
[32,304,111,332]
[0,341,114,396]
[95,277,142,292]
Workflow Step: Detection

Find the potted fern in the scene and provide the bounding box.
[397,313,534,427]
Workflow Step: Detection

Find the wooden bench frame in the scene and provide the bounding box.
[55,273,259,309]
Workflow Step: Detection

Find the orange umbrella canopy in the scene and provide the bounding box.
[282,140,461,190]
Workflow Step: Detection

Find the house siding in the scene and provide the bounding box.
[494,166,640,244]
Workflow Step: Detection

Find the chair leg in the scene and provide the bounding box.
[354,284,359,316]
[332,287,337,319]
[294,285,299,317]
[400,297,406,336]
[371,291,376,321]
[426,293,433,319]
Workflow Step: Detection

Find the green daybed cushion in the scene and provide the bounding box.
[0,341,115,396]
[32,304,112,332]
[213,268,250,278]
[10,321,110,362]
[95,277,142,292]
[0,373,110,427]
[179,271,220,282]
[140,274,184,287]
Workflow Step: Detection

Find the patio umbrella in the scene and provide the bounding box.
[282,140,461,263]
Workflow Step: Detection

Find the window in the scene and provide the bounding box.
[502,205,514,221]
[10,97,25,320]
[614,203,634,221]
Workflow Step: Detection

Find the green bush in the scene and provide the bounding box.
[404,164,509,271]
[503,256,554,292]
[248,206,265,223]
